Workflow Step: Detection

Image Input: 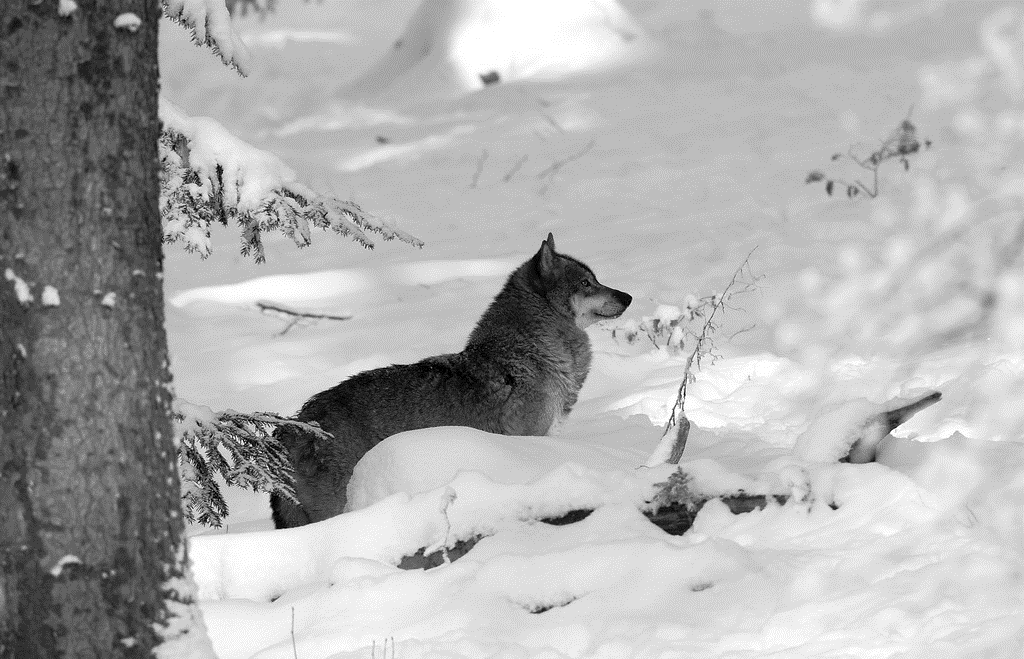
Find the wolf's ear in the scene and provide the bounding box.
[536,233,557,277]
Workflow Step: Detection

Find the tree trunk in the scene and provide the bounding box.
[0,2,212,658]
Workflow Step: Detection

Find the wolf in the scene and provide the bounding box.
[271,234,632,528]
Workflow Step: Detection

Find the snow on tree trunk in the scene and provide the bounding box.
[0,2,214,658]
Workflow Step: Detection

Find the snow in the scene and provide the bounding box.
[159,0,1024,657]
[239,30,357,50]
[57,0,77,18]
[4,268,33,305]
[346,0,651,98]
[114,12,142,32]
[41,285,59,307]
[49,554,81,577]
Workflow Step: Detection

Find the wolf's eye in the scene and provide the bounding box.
[582,280,591,288]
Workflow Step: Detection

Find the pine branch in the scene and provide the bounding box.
[175,404,330,527]
[161,0,252,76]
[158,99,423,263]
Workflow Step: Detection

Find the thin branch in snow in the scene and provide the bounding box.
[256,300,353,336]
[290,608,298,659]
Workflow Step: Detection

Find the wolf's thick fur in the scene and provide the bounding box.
[271,234,631,528]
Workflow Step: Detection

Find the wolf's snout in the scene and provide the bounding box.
[598,288,631,318]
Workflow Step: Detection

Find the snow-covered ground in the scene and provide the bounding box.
[160,1,1024,657]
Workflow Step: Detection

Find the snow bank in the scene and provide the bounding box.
[188,460,675,601]
[194,453,1024,659]
[168,268,373,307]
[346,0,652,97]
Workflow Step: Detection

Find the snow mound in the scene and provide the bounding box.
[347,426,650,511]
[346,0,652,98]
[347,425,767,513]
[168,269,373,307]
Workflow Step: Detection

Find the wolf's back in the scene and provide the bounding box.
[272,354,519,526]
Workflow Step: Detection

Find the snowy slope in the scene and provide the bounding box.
[160,0,1024,657]
[345,0,651,98]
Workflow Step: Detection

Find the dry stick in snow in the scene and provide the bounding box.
[291,607,298,659]
[646,249,760,467]
[470,149,488,188]
[535,96,565,134]
[537,140,595,195]
[502,154,529,183]
[256,300,352,336]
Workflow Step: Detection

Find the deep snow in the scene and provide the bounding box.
[160,1,1024,657]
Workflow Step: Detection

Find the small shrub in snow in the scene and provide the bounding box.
[649,468,702,514]
[174,400,330,527]
[781,12,1024,441]
[611,298,705,354]
[613,254,761,466]
[806,111,932,199]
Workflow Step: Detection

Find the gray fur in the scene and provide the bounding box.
[271,234,631,528]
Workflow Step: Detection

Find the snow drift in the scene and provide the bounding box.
[345,0,652,98]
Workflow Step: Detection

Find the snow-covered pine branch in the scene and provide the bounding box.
[161,0,252,75]
[224,0,276,19]
[173,399,332,527]
[159,98,423,263]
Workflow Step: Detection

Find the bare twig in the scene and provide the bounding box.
[470,149,488,188]
[646,249,760,466]
[256,301,352,322]
[256,300,352,336]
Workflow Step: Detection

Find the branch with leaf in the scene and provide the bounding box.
[806,110,932,199]
[644,250,761,467]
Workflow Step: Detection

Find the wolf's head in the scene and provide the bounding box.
[530,233,632,329]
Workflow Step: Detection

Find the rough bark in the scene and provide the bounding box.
[0,2,209,657]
